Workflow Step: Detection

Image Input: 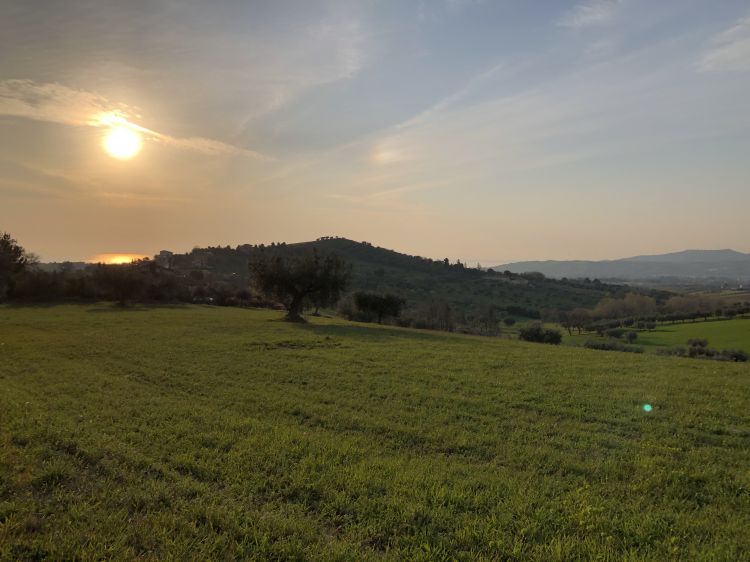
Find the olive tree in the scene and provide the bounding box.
[250,250,350,322]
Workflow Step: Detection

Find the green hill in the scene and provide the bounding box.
[1,305,748,560]
[171,238,661,324]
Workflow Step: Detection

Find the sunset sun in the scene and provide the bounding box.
[103,126,142,159]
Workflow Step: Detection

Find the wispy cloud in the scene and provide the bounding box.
[697,16,750,72]
[559,0,622,29]
[0,80,266,158]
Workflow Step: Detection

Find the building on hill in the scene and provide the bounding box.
[155,250,174,269]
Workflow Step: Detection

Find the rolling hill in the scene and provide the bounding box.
[495,249,750,282]
[167,237,661,323]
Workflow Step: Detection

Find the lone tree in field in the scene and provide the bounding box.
[250,250,350,322]
[0,232,32,302]
[354,292,405,324]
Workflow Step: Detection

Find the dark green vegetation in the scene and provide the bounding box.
[175,238,658,326]
[518,323,562,345]
[2,305,749,560]
[636,318,750,351]
[249,249,350,322]
[564,318,750,361]
[7,233,664,335]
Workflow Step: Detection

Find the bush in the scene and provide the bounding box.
[656,346,688,357]
[721,349,748,362]
[503,317,516,327]
[605,328,626,339]
[584,339,644,353]
[688,338,708,348]
[518,323,562,345]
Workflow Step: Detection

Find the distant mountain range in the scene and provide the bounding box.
[494,250,750,282]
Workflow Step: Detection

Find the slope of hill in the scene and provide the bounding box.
[496,249,750,282]
[168,237,657,321]
[1,304,748,559]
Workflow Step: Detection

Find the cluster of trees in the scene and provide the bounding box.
[0,232,265,308]
[552,292,750,337]
[352,292,405,324]
[518,323,562,345]
[655,339,747,362]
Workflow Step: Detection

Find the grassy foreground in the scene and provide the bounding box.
[1,305,748,561]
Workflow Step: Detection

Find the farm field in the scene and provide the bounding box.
[562,317,750,353]
[1,304,749,561]
[636,318,750,351]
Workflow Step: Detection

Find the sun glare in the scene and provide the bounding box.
[94,253,148,265]
[103,126,142,160]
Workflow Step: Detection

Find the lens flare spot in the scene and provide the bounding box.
[642,404,653,412]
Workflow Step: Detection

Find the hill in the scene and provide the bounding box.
[496,249,750,283]
[167,237,658,324]
[1,304,748,560]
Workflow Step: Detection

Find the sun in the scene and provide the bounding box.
[103,126,143,159]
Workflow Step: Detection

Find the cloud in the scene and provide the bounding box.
[0,80,265,158]
[559,0,622,29]
[0,80,121,127]
[308,17,367,82]
[697,16,750,72]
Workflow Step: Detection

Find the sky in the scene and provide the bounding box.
[1,0,749,264]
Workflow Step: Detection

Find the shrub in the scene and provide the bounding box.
[584,339,644,353]
[688,338,708,348]
[721,349,748,362]
[519,323,562,345]
[503,317,516,327]
[656,346,688,357]
[605,328,626,339]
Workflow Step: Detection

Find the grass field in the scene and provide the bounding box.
[1,305,749,560]
[635,318,750,351]
[562,317,750,354]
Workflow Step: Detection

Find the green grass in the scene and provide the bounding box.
[635,318,750,351]
[1,304,749,561]
[561,318,750,354]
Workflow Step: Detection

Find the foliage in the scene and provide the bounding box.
[92,264,145,306]
[0,232,32,301]
[518,323,562,345]
[171,238,638,331]
[353,292,405,324]
[250,250,350,321]
[721,348,748,362]
[584,339,644,353]
[593,293,657,319]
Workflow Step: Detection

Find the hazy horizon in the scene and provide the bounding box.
[3,1,749,264]
[26,238,750,268]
